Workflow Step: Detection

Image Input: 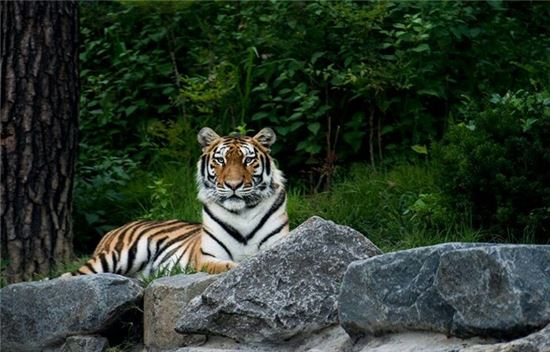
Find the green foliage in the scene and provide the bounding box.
[433,90,550,243]
[73,1,549,254]
[79,1,550,176]
[73,152,140,252]
[140,165,201,222]
[289,163,482,251]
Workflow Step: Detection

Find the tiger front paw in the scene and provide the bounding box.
[202,260,238,274]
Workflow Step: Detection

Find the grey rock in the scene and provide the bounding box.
[460,324,550,352]
[339,243,550,339]
[144,273,220,351]
[175,349,266,352]
[0,273,143,352]
[175,216,382,343]
[175,349,268,352]
[61,335,109,352]
[173,325,352,352]
[172,325,493,352]
[294,325,352,352]
[354,331,493,352]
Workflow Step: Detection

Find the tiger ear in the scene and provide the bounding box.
[253,128,276,149]
[198,127,221,148]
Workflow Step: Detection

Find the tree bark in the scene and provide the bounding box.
[1,1,78,283]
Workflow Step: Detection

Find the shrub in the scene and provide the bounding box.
[433,90,550,243]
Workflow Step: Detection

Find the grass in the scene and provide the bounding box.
[120,163,202,223]
[287,163,483,252]
[139,264,200,287]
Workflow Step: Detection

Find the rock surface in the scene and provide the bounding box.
[461,324,550,352]
[0,274,143,352]
[355,331,493,352]
[175,216,382,343]
[172,325,494,352]
[60,335,109,352]
[144,273,220,351]
[340,243,550,339]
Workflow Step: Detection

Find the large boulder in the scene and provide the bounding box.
[144,273,220,351]
[0,273,143,352]
[175,216,382,343]
[339,243,550,339]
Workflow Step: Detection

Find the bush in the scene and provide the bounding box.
[433,90,550,243]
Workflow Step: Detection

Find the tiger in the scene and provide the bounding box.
[65,127,289,277]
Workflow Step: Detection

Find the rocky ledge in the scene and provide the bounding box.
[1,216,548,352]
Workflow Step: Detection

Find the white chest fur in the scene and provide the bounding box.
[201,189,288,262]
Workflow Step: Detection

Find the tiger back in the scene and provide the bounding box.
[66,127,288,277]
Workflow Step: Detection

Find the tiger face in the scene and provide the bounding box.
[196,127,284,211]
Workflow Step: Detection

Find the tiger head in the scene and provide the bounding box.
[196,127,285,211]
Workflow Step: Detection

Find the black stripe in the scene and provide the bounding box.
[161,242,191,268]
[158,248,181,265]
[99,253,110,272]
[114,251,122,274]
[258,220,288,249]
[113,221,151,272]
[204,229,234,260]
[200,248,216,258]
[201,155,207,177]
[204,206,247,244]
[154,236,169,254]
[85,262,97,274]
[145,240,151,271]
[178,237,199,265]
[264,155,271,176]
[111,251,118,273]
[154,227,199,255]
[253,175,263,183]
[153,228,201,264]
[119,223,149,274]
[136,260,148,273]
[113,220,148,252]
[246,190,286,241]
[126,221,186,274]
[76,269,86,275]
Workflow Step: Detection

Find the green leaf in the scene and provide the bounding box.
[308,122,321,135]
[125,106,138,116]
[305,144,322,154]
[411,44,430,53]
[417,89,441,97]
[276,126,289,136]
[311,52,324,64]
[411,145,428,154]
[252,112,270,121]
[289,121,304,131]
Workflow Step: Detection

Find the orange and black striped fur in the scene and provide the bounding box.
[66,127,289,277]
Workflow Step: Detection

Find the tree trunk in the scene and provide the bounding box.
[1,1,78,283]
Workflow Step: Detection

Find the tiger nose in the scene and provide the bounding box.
[225,179,243,190]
